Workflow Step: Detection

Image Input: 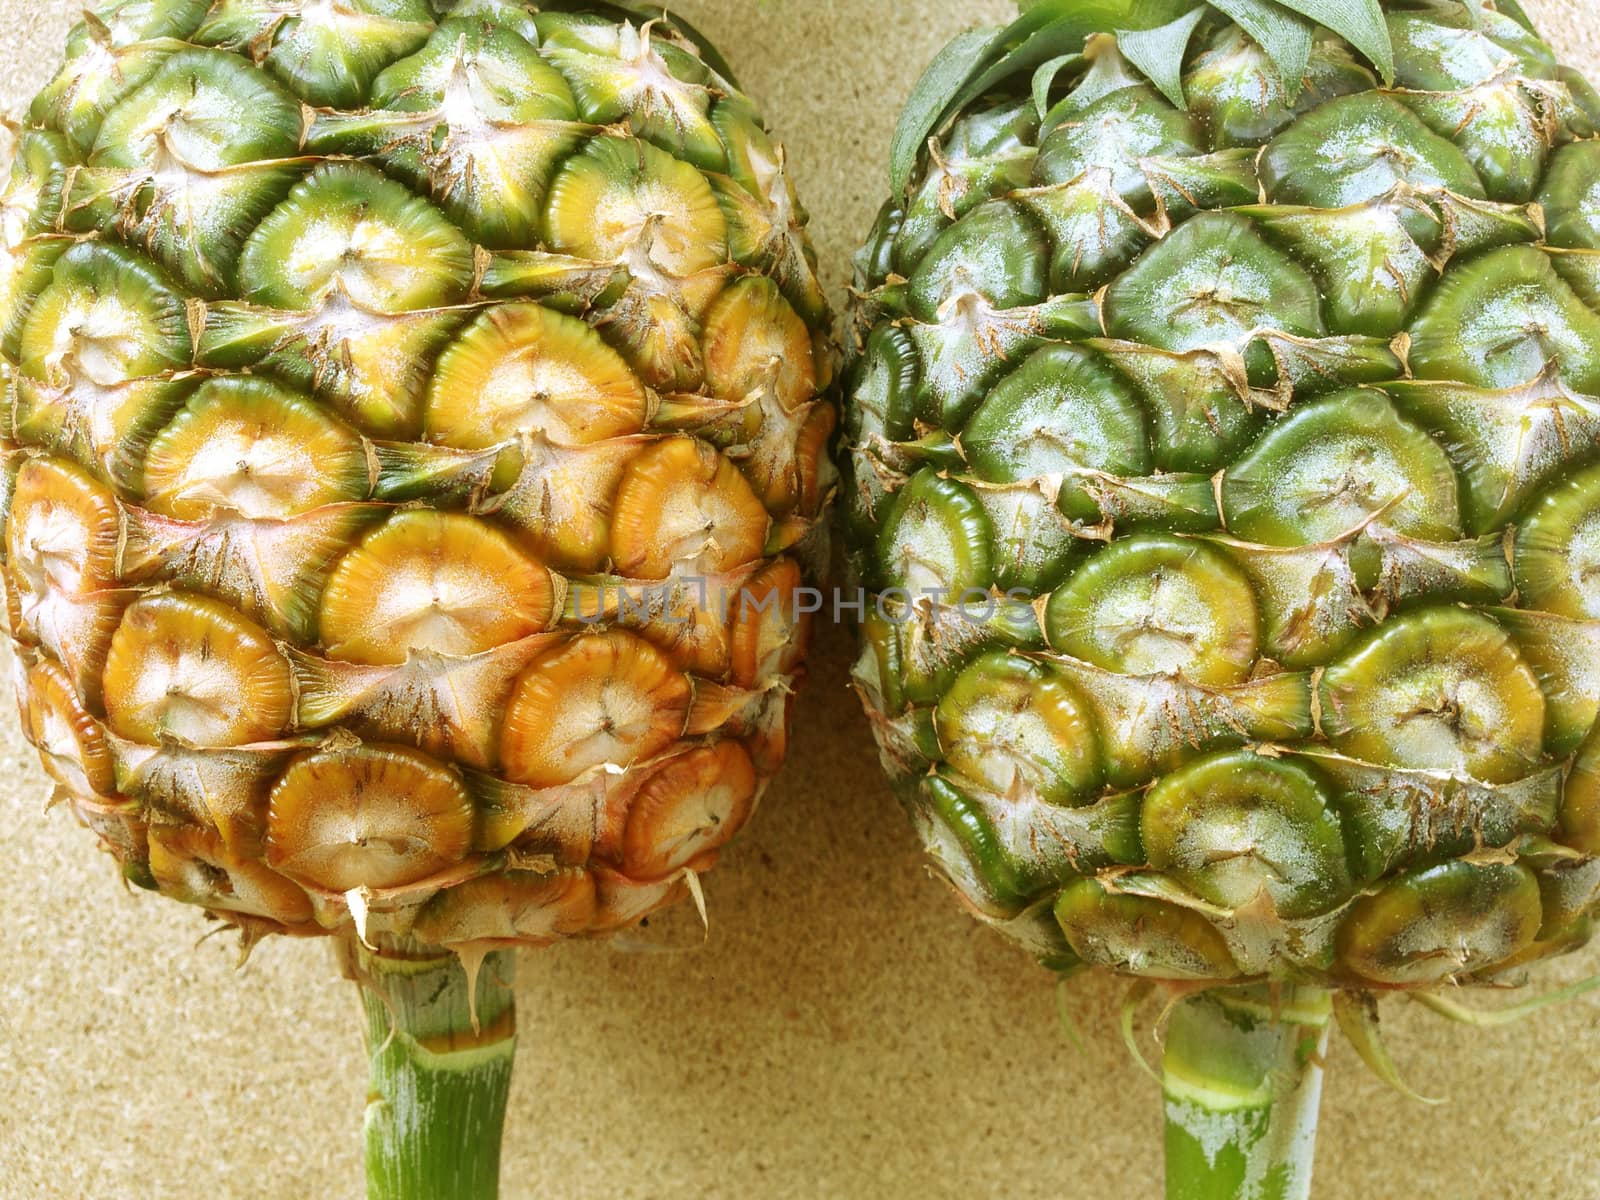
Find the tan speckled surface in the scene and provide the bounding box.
[4,2,1600,1197]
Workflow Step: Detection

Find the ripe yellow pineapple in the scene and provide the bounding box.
[0,1,835,1193]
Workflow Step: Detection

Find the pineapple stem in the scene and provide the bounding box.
[1161,985,1332,1200]
[353,939,518,1200]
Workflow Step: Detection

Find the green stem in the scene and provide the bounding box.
[1161,986,1332,1200]
[352,939,518,1200]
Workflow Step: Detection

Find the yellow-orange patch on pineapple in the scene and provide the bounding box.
[499,629,690,788]
[743,698,794,777]
[621,740,756,880]
[424,304,648,449]
[784,401,838,516]
[66,791,149,876]
[5,455,120,595]
[609,436,769,579]
[493,436,648,574]
[21,655,115,798]
[101,591,294,747]
[319,510,555,665]
[589,865,687,933]
[265,742,475,893]
[728,556,808,689]
[702,276,815,411]
[412,869,599,946]
[149,824,314,927]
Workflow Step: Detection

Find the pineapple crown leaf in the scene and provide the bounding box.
[889,0,1431,196]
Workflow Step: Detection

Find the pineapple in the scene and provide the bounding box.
[0,1,834,1194]
[844,0,1600,1194]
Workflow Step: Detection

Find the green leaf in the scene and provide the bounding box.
[888,0,1389,196]
[1032,53,1082,120]
[1116,6,1206,108]
[1209,0,1314,99]
[1275,0,1395,82]
[890,26,1010,196]
[944,1,1192,132]
[1333,992,1445,1104]
[1494,0,1538,32]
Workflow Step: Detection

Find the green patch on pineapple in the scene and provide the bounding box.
[1318,607,1546,785]
[1142,750,1353,921]
[934,650,1101,805]
[238,161,475,313]
[875,469,994,597]
[1337,860,1544,985]
[1514,459,1600,620]
[1045,533,1259,686]
[1054,877,1240,980]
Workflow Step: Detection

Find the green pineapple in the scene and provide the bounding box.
[843,1,1600,1194]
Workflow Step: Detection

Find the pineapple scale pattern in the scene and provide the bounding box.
[1,0,836,949]
[845,3,1600,989]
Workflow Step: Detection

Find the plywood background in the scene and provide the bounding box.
[2,1,1599,1196]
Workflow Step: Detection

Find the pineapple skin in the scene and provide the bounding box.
[0,0,837,951]
[844,0,1600,990]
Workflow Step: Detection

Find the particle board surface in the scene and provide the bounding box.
[3,2,1599,1197]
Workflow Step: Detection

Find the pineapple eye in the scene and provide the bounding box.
[543,135,728,277]
[412,870,598,947]
[608,436,770,580]
[1033,83,1203,207]
[142,375,369,520]
[149,825,314,925]
[318,509,557,665]
[917,771,1140,914]
[728,556,808,689]
[424,302,647,449]
[1221,388,1462,576]
[1560,722,1600,856]
[192,0,434,110]
[1336,860,1544,985]
[617,741,757,881]
[238,161,475,313]
[1409,244,1600,395]
[265,742,474,893]
[4,456,121,598]
[933,650,1101,805]
[874,468,994,599]
[1540,141,1600,250]
[1318,607,1546,784]
[499,630,689,789]
[15,241,192,490]
[19,656,117,799]
[962,344,1150,486]
[1054,876,1241,981]
[1045,534,1259,687]
[1515,461,1600,620]
[1140,750,1352,920]
[102,591,295,747]
[1102,210,1325,366]
[906,199,1048,323]
[1259,93,1485,208]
